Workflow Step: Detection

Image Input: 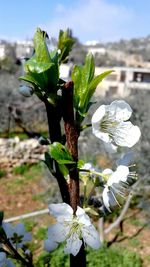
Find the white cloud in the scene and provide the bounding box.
[42,0,136,43]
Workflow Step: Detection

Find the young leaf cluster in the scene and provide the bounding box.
[72,53,112,118]
[19,28,75,104]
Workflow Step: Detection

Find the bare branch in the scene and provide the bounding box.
[4,209,49,223]
[98,217,104,243]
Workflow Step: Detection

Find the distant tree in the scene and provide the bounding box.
[0,43,17,73]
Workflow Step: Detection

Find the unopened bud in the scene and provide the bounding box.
[19,85,33,97]
[57,49,61,55]
[38,136,50,145]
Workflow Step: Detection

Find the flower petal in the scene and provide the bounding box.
[91,105,107,124]
[2,223,13,238]
[44,239,58,252]
[22,232,32,243]
[64,233,82,256]
[102,186,119,212]
[47,222,69,242]
[82,163,94,171]
[102,169,113,176]
[116,165,129,180]
[103,142,118,153]
[82,225,100,249]
[13,223,25,235]
[49,203,73,221]
[76,206,91,226]
[114,122,141,147]
[109,100,132,121]
[92,129,110,143]
[116,152,134,166]
[0,252,6,264]
[107,165,129,186]
[102,187,111,212]
[6,259,16,267]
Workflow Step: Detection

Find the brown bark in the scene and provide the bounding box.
[62,81,86,266]
[45,100,70,204]
[62,81,79,212]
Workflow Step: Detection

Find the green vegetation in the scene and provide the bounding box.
[35,244,142,267]
[24,220,37,232]
[128,238,142,248]
[35,226,48,240]
[0,169,6,178]
[4,163,42,194]
[12,162,41,176]
[129,216,145,227]
[13,164,31,175]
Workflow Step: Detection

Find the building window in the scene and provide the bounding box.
[106,86,118,97]
[120,71,126,82]
[133,72,150,83]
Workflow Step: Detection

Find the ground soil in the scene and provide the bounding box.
[0,165,150,267]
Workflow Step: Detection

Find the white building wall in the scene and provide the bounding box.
[0,45,6,59]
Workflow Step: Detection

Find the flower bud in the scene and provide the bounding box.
[19,85,33,97]
[38,136,50,145]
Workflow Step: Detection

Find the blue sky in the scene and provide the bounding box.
[0,0,150,43]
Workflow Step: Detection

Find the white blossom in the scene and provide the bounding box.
[82,163,94,171]
[2,223,31,249]
[92,100,141,148]
[44,203,100,256]
[80,162,95,180]
[80,163,103,185]
[102,165,135,212]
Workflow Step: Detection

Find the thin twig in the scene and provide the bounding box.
[98,217,104,243]
[4,209,49,223]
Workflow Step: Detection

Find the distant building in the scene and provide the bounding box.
[95,67,150,97]
[85,40,100,46]
[86,46,106,56]
[56,64,150,96]
[15,40,33,59]
[0,42,7,59]
[84,43,106,56]
[59,63,73,81]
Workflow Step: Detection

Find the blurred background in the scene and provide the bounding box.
[0,1,150,266]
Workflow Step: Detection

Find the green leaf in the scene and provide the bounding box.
[77,159,85,169]
[88,70,114,94]
[33,28,51,63]
[82,53,95,85]
[25,60,54,74]
[58,164,69,177]
[83,70,113,113]
[58,29,75,62]
[72,53,113,117]
[72,53,95,114]
[72,65,83,107]
[19,74,40,88]
[24,58,58,89]
[44,152,54,172]
[49,142,75,164]
[19,28,59,97]
[50,49,60,65]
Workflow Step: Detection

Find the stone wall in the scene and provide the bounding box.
[0,137,47,170]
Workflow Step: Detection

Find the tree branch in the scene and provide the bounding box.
[44,99,70,204]
[62,81,79,212]
[62,81,86,267]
